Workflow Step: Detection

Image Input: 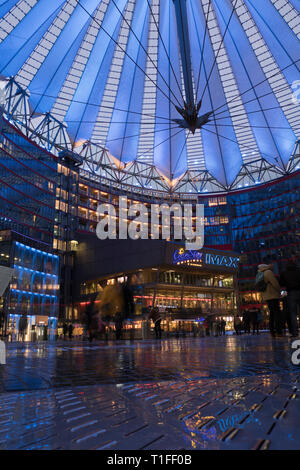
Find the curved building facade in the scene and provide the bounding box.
[0,0,299,337]
[0,113,299,338]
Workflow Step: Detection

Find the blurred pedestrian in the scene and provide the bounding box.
[256,264,283,337]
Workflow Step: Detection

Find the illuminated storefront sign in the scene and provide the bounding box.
[173,248,239,269]
[205,253,239,268]
[173,248,203,264]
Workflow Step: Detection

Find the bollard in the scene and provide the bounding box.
[0,340,6,365]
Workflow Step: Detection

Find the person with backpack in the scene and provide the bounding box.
[255,264,282,337]
[280,260,300,338]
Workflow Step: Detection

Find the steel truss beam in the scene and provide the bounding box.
[0,77,298,196]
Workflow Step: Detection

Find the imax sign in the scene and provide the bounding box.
[205,253,239,269]
[173,249,239,269]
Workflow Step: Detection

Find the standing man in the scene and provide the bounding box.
[257,264,282,337]
[280,260,300,338]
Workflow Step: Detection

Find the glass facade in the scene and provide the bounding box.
[0,121,82,333]
[9,242,59,317]
[0,118,299,332]
[228,174,300,306]
[80,268,236,316]
[0,123,57,246]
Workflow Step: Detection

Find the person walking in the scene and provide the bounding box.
[149,307,162,339]
[63,322,68,341]
[84,292,98,342]
[204,319,210,336]
[18,314,27,342]
[68,323,73,340]
[221,319,226,336]
[114,312,124,340]
[280,260,300,338]
[43,324,48,341]
[256,264,283,337]
[234,316,241,335]
[249,307,260,335]
[243,310,251,334]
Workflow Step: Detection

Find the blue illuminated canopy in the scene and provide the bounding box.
[0,0,299,188]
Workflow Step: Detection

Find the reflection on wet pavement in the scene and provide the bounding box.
[0,334,299,450]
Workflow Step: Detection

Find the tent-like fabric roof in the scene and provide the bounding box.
[0,0,299,190]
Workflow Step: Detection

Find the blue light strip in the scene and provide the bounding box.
[14,264,58,279]
[11,289,57,299]
[15,241,59,260]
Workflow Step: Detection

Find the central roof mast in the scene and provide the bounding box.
[172,0,212,133]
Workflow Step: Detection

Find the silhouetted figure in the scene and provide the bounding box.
[115,312,124,340]
[149,307,162,339]
[243,310,251,334]
[234,317,242,335]
[257,264,283,336]
[68,323,73,340]
[204,319,210,336]
[249,307,261,335]
[122,277,135,319]
[280,260,300,337]
[281,297,291,333]
[18,314,27,342]
[43,325,48,341]
[84,292,98,342]
[220,319,226,336]
[63,322,68,341]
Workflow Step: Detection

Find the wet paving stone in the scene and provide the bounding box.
[0,334,300,449]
